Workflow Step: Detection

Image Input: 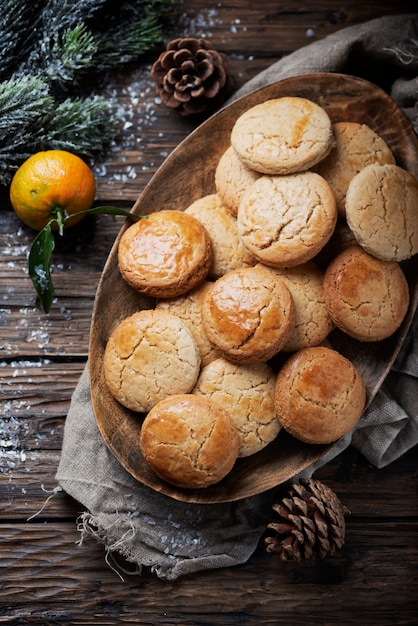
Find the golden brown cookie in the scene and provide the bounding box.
[201,265,296,363]
[156,280,222,367]
[118,209,212,298]
[214,145,261,217]
[345,163,418,261]
[193,357,280,457]
[230,97,334,175]
[264,262,334,351]
[139,394,239,488]
[184,193,256,278]
[274,346,366,444]
[103,309,201,413]
[313,122,395,216]
[237,171,337,267]
[323,245,410,342]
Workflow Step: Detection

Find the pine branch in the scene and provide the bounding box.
[94,11,168,67]
[19,23,99,91]
[0,75,54,183]
[0,0,46,79]
[18,1,176,91]
[40,0,108,33]
[0,0,178,185]
[42,96,117,157]
[0,75,117,185]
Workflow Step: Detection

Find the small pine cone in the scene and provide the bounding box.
[265,478,350,562]
[151,37,233,116]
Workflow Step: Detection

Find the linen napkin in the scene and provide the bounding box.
[56,14,418,581]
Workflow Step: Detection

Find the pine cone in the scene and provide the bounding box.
[265,478,350,562]
[151,37,233,116]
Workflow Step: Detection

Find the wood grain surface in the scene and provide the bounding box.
[1,1,417,624]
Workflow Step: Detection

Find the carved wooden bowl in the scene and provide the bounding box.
[89,73,418,503]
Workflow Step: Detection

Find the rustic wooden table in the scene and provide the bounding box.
[1,1,417,624]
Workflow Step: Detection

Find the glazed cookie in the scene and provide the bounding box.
[274,346,366,444]
[103,309,201,413]
[156,280,222,367]
[237,171,337,267]
[184,193,256,278]
[139,394,239,488]
[201,265,296,363]
[345,163,418,261]
[118,209,212,298]
[323,245,410,342]
[214,145,261,217]
[230,97,334,175]
[264,262,334,351]
[193,358,280,457]
[313,122,395,216]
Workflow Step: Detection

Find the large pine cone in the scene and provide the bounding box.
[151,37,233,116]
[265,478,350,562]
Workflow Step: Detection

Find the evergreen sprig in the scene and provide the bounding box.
[0,0,176,185]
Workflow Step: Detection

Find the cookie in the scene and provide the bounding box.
[237,171,337,267]
[313,122,395,216]
[345,163,418,261]
[201,265,296,363]
[103,309,201,413]
[230,97,334,175]
[323,245,410,342]
[264,262,334,351]
[139,394,239,488]
[193,357,280,457]
[118,209,213,298]
[184,193,256,278]
[214,145,261,217]
[274,346,366,444]
[156,280,222,367]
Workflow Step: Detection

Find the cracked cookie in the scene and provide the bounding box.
[184,192,256,278]
[237,171,337,267]
[274,346,366,444]
[139,393,239,488]
[201,265,296,363]
[263,261,334,351]
[192,357,280,458]
[214,145,261,217]
[345,163,418,261]
[323,245,410,342]
[118,209,213,298]
[313,121,395,217]
[230,96,334,175]
[103,309,201,413]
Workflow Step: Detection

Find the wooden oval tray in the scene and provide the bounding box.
[89,73,418,504]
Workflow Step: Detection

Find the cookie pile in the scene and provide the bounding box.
[103,96,417,489]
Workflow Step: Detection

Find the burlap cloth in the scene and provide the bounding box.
[56,14,418,581]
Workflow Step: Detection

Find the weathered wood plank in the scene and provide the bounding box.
[0,211,124,356]
[0,520,416,624]
[166,0,418,56]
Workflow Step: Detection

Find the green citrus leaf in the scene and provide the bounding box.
[28,222,55,314]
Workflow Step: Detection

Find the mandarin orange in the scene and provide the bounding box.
[10,150,96,231]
